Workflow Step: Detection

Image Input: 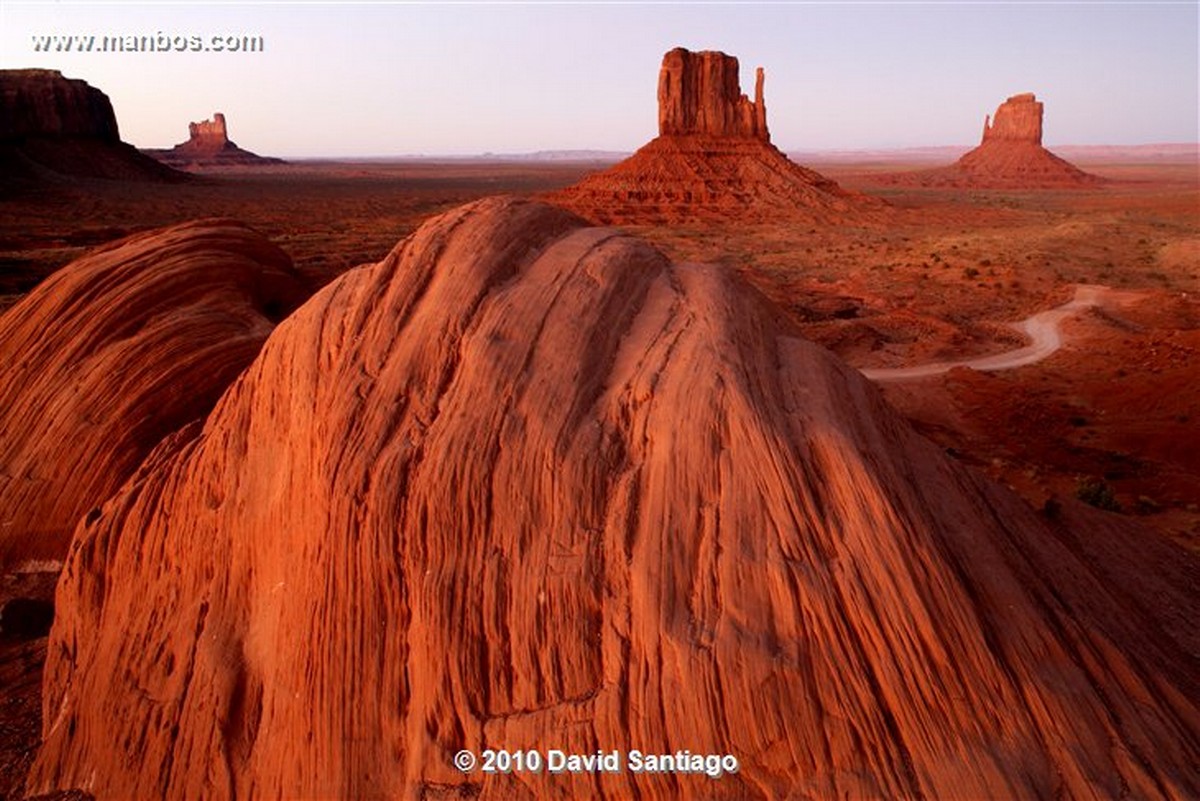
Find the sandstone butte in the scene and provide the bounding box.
[0,69,185,186]
[0,220,307,571]
[552,48,873,224]
[25,197,1198,800]
[145,112,285,168]
[885,93,1103,189]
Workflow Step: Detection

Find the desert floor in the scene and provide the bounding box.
[0,156,1196,798]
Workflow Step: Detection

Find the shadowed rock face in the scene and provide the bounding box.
[0,70,118,141]
[0,220,307,569]
[27,198,1199,800]
[0,69,185,186]
[553,48,874,224]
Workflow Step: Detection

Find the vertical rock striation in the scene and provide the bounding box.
[981,92,1043,144]
[657,48,769,141]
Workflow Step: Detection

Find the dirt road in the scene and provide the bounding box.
[861,285,1112,382]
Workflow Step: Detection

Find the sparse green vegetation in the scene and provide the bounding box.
[1075,477,1121,512]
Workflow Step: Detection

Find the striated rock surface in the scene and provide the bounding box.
[658,48,768,141]
[0,220,307,570]
[145,112,284,168]
[981,92,1043,144]
[0,69,185,186]
[881,92,1101,189]
[552,48,875,224]
[28,197,1199,800]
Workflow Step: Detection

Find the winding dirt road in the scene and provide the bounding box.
[861,285,1112,382]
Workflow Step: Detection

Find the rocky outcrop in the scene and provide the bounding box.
[0,69,118,141]
[0,220,307,570]
[658,48,768,141]
[552,48,875,224]
[186,113,230,149]
[879,92,1101,188]
[0,69,185,186]
[145,112,284,168]
[981,92,1043,144]
[28,198,1199,800]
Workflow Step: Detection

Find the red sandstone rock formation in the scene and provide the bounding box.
[0,220,306,570]
[658,48,768,141]
[552,48,874,224]
[27,198,1198,800]
[0,69,118,141]
[881,93,1102,189]
[981,92,1043,143]
[146,112,284,168]
[0,69,184,186]
[187,112,230,150]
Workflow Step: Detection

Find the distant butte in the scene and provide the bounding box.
[145,112,284,168]
[883,92,1103,188]
[551,47,878,224]
[0,69,186,188]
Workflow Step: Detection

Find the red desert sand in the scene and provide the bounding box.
[25,198,1199,800]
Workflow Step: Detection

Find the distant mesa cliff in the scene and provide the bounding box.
[0,68,119,141]
[551,47,877,224]
[880,92,1103,189]
[0,69,186,187]
[145,112,284,168]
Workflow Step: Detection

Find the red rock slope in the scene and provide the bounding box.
[884,93,1103,188]
[29,198,1198,800]
[552,48,871,224]
[0,220,306,570]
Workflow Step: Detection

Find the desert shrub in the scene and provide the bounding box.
[963,267,980,280]
[1041,497,1062,519]
[1075,477,1121,512]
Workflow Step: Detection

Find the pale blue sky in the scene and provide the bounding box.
[2,2,1196,157]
